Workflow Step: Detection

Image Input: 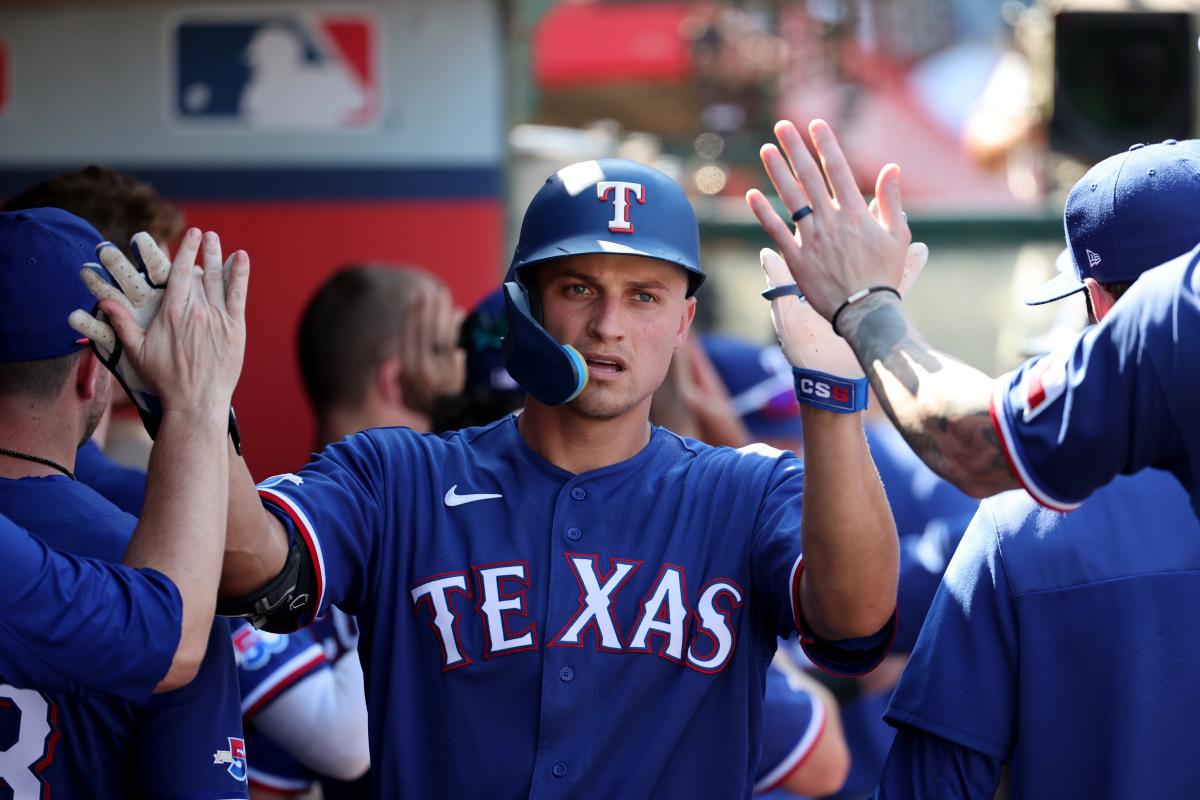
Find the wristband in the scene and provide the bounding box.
[793,368,869,413]
[831,285,901,335]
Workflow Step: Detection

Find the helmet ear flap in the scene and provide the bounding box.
[501,281,587,406]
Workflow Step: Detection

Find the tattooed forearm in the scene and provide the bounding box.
[836,293,1020,497]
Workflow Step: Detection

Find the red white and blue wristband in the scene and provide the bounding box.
[793,368,869,413]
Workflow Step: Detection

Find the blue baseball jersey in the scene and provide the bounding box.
[0,513,181,703]
[754,663,824,796]
[0,476,248,799]
[256,416,894,798]
[75,439,147,516]
[878,468,1200,797]
[992,245,1200,514]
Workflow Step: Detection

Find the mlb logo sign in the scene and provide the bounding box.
[171,9,380,130]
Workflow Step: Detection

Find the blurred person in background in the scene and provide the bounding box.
[236,264,465,799]
[433,286,525,433]
[0,212,247,797]
[874,139,1200,798]
[4,164,186,513]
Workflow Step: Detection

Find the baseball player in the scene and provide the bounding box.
[874,144,1200,792]
[0,211,249,797]
[749,120,1200,516]
[2,224,245,700]
[89,159,901,797]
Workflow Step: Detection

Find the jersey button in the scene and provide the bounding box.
[559,665,575,682]
[552,762,568,778]
[565,526,582,541]
[571,487,587,500]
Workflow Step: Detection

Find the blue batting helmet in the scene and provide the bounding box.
[502,158,705,406]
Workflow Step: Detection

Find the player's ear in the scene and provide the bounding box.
[1084,278,1116,321]
[74,348,105,402]
[675,296,697,347]
[376,354,405,407]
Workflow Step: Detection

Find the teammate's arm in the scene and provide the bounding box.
[747,119,1019,500]
[71,228,251,691]
[834,294,1017,498]
[220,454,290,600]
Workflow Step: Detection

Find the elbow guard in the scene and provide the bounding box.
[216,539,318,632]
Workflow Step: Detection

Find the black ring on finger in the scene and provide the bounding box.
[791,205,814,223]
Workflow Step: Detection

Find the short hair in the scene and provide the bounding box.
[0,351,81,400]
[4,166,184,248]
[297,265,436,416]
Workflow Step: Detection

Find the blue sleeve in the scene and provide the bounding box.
[873,726,1002,799]
[751,453,895,676]
[232,620,328,718]
[133,618,250,799]
[0,515,181,703]
[991,251,1196,511]
[884,504,1017,761]
[754,665,824,793]
[256,432,390,620]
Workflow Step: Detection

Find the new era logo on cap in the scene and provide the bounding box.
[1086,249,1102,268]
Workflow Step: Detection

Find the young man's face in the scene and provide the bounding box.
[536,253,696,421]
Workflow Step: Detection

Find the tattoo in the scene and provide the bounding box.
[836,294,1018,496]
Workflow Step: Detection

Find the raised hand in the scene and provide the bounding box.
[760,242,930,375]
[747,119,912,322]
[69,229,249,419]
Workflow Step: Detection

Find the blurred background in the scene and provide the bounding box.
[0,0,1195,476]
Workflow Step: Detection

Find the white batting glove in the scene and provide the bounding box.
[69,233,172,437]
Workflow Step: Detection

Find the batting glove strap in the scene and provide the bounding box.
[793,368,869,413]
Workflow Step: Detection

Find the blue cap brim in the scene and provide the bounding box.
[1024,265,1085,306]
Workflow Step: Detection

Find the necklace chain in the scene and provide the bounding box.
[0,447,76,481]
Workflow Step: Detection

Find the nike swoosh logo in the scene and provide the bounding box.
[444,485,503,507]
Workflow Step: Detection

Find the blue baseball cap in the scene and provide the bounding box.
[0,208,103,361]
[701,334,799,440]
[1026,138,1200,305]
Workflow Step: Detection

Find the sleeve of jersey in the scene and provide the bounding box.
[990,292,1176,512]
[872,725,1003,800]
[0,518,181,703]
[753,665,826,793]
[232,621,328,719]
[256,431,391,621]
[883,504,1018,763]
[134,618,250,799]
[750,455,896,676]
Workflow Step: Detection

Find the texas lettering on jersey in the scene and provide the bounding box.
[410,554,743,672]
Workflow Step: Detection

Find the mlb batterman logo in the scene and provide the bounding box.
[172,11,380,130]
[213,737,247,781]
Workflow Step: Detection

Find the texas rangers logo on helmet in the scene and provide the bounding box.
[213,737,248,781]
[172,11,380,130]
[597,180,645,233]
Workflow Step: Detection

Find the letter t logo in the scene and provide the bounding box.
[597,180,646,233]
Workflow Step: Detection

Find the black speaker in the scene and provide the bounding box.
[1050,11,1196,162]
